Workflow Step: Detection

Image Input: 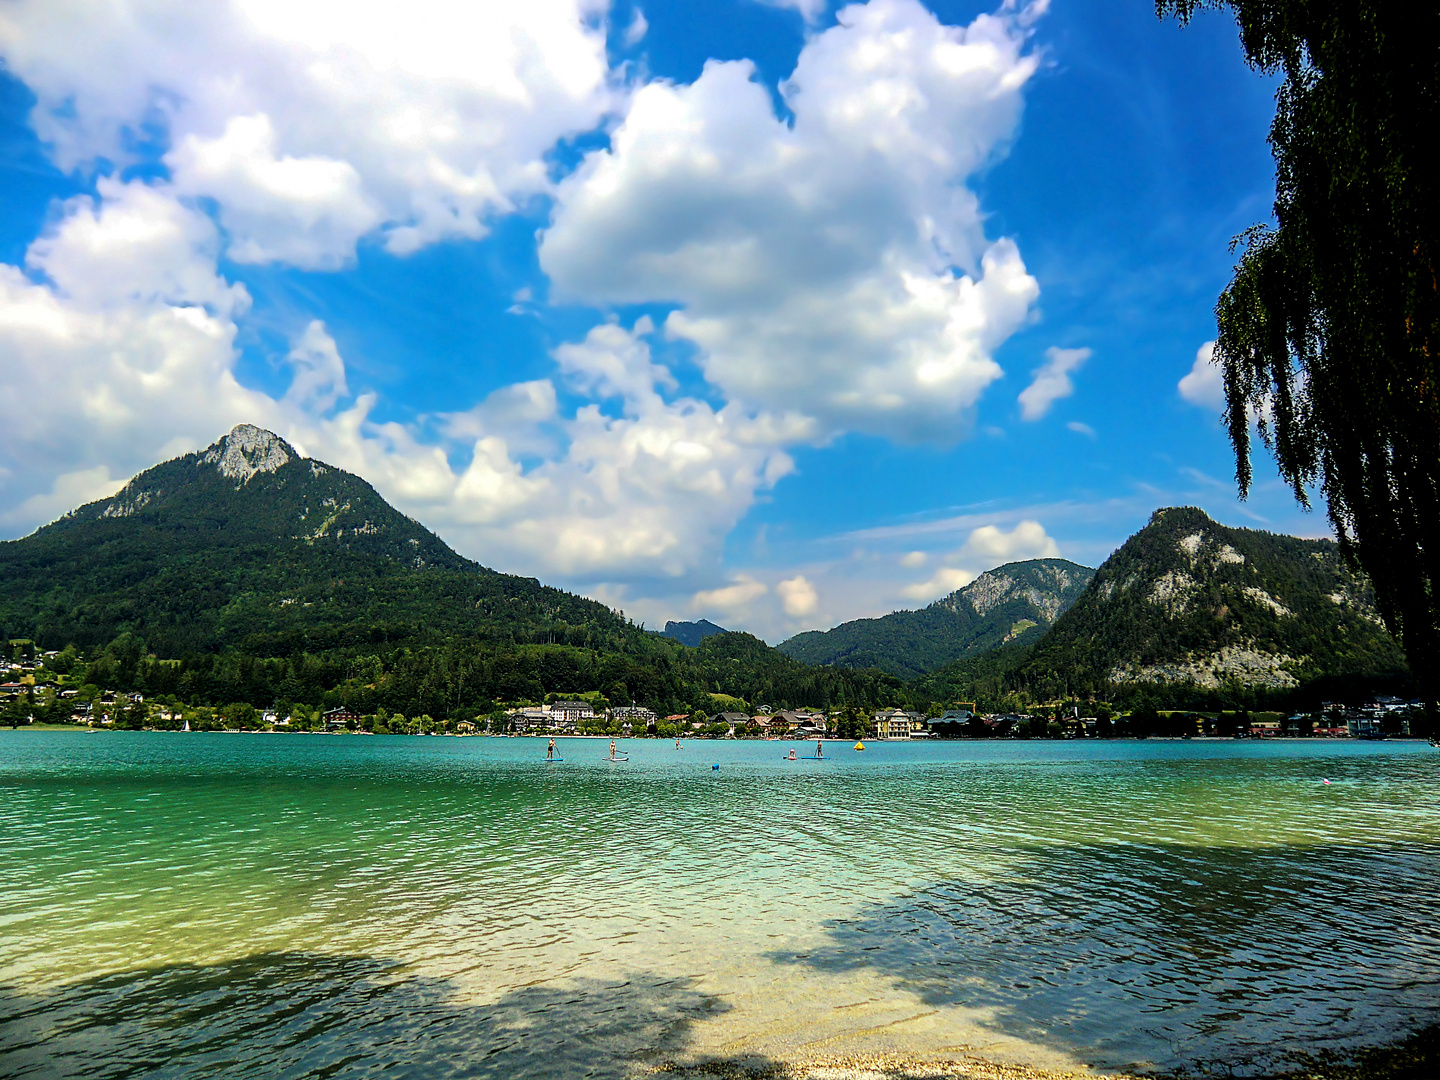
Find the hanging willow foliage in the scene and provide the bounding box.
[1159,1,1440,700]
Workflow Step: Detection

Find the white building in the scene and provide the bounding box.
[549,700,595,727]
[873,708,926,740]
[610,705,656,732]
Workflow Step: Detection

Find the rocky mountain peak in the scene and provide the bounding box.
[199,424,296,483]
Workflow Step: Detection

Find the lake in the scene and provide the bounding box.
[2,732,1438,1078]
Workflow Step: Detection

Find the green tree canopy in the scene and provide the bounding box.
[1160,2,1440,699]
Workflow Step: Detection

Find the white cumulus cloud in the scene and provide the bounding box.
[1179,340,1224,410]
[901,566,974,601]
[1018,345,1089,421]
[957,519,1060,562]
[304,320,810,581]
[777,575,819,617]
[692,575,769,614]
[0,0,616,267]
[542,0,1043,439]
[0,186,279,519]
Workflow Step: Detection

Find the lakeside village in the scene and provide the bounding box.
[1,643,1423,740]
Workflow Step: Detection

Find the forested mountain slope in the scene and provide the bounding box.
[778,559,1093,678]
[915,507,1408,706]
[1030,506,1404,690]
[0,425,636,656]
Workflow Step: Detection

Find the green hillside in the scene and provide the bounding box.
[777,558,1093,677]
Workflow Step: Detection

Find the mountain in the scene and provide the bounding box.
[777,558,1095,678]
[923,507,1408,704]
[0,425,634,656]
[661,619,728,647]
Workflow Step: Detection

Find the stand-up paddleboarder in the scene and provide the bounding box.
[547,737,557,761]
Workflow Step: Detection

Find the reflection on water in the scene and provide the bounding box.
[2,733,1439,1077]
[785,840,1440,1074]
[0,952,729,1079]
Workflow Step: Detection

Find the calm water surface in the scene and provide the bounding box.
[2,732,1438,1078]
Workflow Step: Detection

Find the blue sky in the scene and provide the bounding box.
[0,0,1323,640]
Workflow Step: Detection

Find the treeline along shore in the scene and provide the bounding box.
[2,632,1428,740]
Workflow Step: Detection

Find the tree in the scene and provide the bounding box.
[834,703,868,741]
[1160,2,1440,702]
[3,693,29,728]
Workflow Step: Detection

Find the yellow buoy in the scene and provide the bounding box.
[854,741,865,751]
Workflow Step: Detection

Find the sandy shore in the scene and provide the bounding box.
[648,1054,1117,1079]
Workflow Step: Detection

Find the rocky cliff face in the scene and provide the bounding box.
[940,561,1091,622]
[197,424,294,483]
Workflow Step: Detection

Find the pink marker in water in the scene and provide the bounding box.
[1323,779,1331,784]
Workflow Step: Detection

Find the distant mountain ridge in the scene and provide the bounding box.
[0,425,633,655]
[777,558,1094,678]
[661,619,728,647]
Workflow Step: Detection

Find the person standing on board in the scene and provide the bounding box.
[547,737,557,761]
[609,738,617,761]
[816,740,823,759]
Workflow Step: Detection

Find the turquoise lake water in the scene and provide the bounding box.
[2,732,1439,1078]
